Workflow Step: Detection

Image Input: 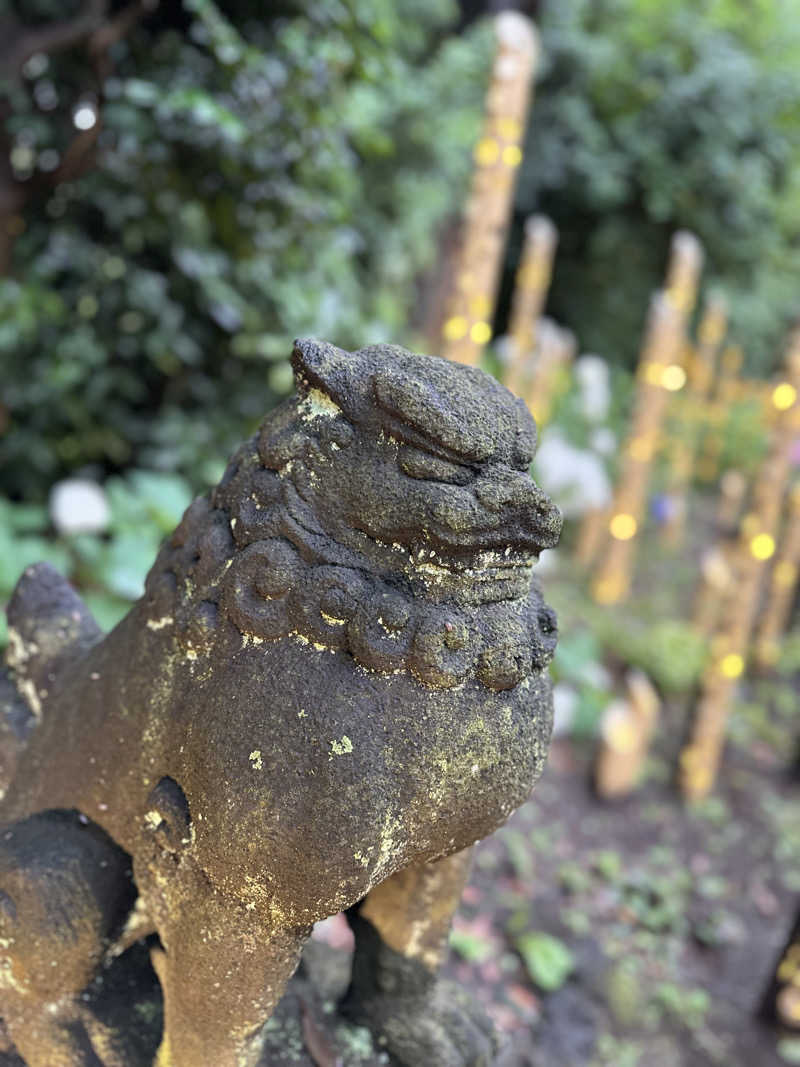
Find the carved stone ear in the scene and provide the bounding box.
[512,396,537,469]
[291,339,365,415]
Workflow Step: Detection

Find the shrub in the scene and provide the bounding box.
[0,0,490,499]
[508,0,800,371]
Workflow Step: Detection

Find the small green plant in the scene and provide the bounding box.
[778,1038,800,1065]
[652,983,710,1032]
[449,927,493,965]
[598,618,708,695]
[500,827,535,881]
[515,931,575,992]
[592,850,623,883]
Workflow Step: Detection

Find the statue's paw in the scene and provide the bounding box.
[343,979,499,1067]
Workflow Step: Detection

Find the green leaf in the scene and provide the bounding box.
[516,932,575,992]
[778,1039,800,1065]
[449,927,494,964]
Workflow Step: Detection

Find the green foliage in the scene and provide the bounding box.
[778,1038,800,1065]
[622,867,691,933]
[448,926,493,964]
[514,0,800,371]
[515,931,575,992]
[598,618,708,694]
[0,470,193,645]
[550,625,612,736]
[652,983,710,1031]
[1,0,490,499]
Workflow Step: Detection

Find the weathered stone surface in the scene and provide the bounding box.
[0,340,560,1066]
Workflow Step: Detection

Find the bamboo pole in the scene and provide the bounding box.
[716,469,748,532]
[690,470,748,637]
[679,327,800,801]
[595,671,660,799]
[525,318,576,427]
[662,294,728,545]
[754,483,800,670]
[504,215,558,397]
[762,908,800,1029]
[663,231,704,320]
[589,233,703,602]
[696,344,744,483]
[590,292,684,604]
[575,507,611,569]
[692,546,736,639]
[440,13,539,367]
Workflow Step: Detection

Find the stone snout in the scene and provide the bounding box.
[429,465,562,557]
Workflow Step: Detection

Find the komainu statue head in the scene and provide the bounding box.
[152,339,563,694]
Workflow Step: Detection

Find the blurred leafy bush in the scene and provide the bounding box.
[511,0,800,371]
[598,618,708,695]
[0,471,193,647]
[1,0,490,499]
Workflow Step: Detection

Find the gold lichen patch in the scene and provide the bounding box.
[330,736,353,757]
[249,750,263,770]
[300,388,342,420]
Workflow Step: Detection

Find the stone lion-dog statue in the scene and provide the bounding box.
[0,340,561,1066]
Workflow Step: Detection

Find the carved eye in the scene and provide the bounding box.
[399,446,472,485]
[145,777,191,853]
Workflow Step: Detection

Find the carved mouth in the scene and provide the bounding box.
[425,516,557,560]
[412,548,536,602]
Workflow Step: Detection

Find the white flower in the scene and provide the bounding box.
[49,479,110,535]
[574,354,611,421]
[534,431,611,517]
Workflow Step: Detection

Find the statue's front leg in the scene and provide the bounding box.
[342,848,498,1067]
[151,896,310,1067]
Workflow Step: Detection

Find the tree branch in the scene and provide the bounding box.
[89,0,160,80]
[0,0,108,77]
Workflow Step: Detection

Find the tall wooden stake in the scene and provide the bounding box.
[762,906,800,1029]
[595,671,660,799]
[679,327,800,801]
[696,344,744,483]
[590,292,684,604]
[504,215,558,396]
[662,293,728,545]
[440,13,539,367]
[585,232,703,591]
[691,470,748,638]
[524,317,576,427]
[754,483,800,670]
[663,230,704,321]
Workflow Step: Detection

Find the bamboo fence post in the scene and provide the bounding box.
[664,230,705,322]
[525,319,576,427]
[692,547,735,639]
[575,506,611,569]
[595,670,660,799]
[590,292,684,604]
[754,483,800,670]
[504,215,558,397]
[577,233,702,573]
[716,469,748,531]
[690,470,748,637]
[679,329,800,801]
[662,294,728,545]
[440,13,539,367]
[696,344,744,483]
[762,907,800,1029]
